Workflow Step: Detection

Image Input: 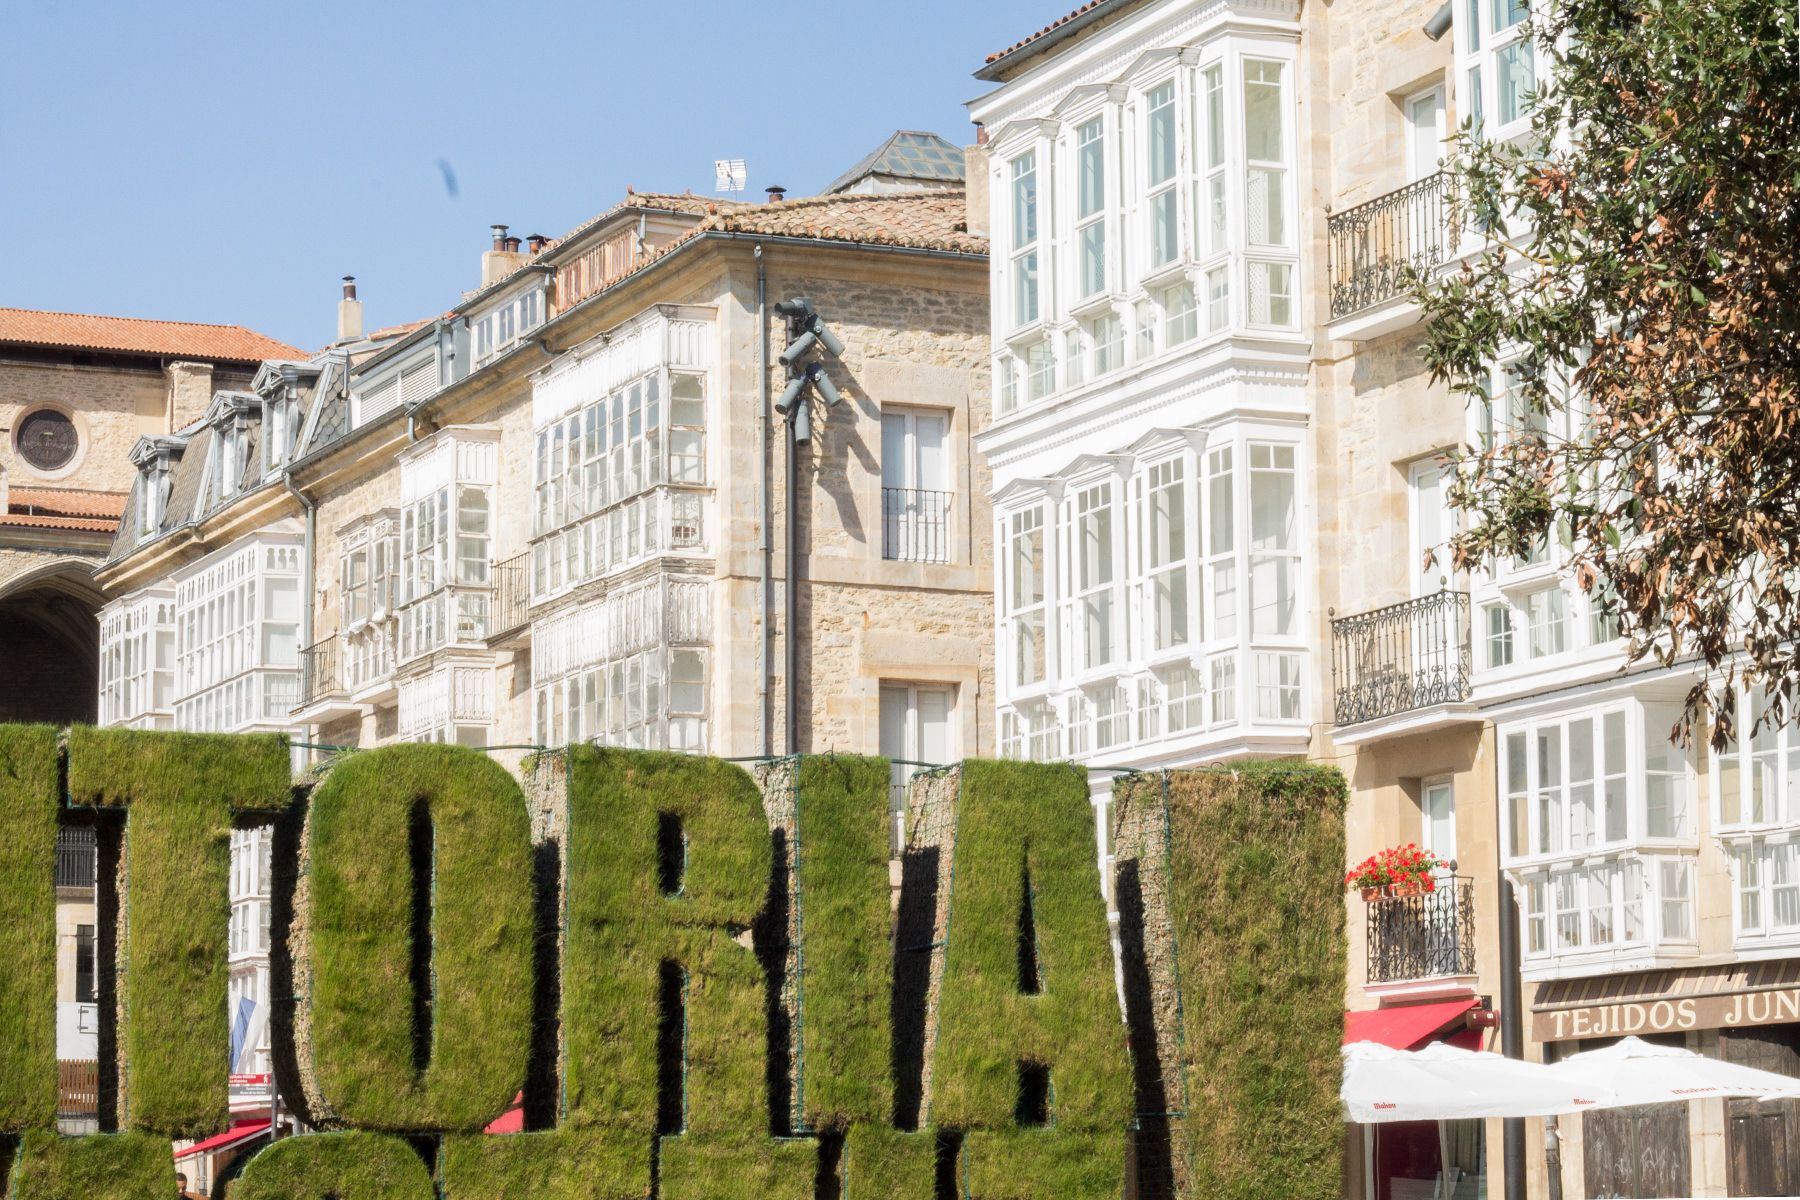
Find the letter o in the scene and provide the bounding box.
[299,744,535,1131]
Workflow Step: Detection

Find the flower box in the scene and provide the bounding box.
[1345,844,1446,899]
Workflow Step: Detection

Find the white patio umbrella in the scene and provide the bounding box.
[1544,1035,1800,1107]
[1342,1040,1612,1123]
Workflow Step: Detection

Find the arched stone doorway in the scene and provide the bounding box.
[0,558,103,725]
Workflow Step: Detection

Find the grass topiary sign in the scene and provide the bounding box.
[0,729,1345,1199]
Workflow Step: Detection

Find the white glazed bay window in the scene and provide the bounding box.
[1503,698,1699,974]
[397,431,498,663]
[1714,689,1800,948]
[1460,0,1536,138]
[338,511,399,692]
[1470,361,1623,674]
[172,538,304,732]
[995,429,1304,761]
[399,663,494,746]
[531,575,712,753]
[530,309,713,601]
[988,45,1298,417]
[98,589,175,729]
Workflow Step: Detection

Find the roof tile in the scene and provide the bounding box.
[983,0,1131,67]
[0,307,302,363]
[6,487,128,519]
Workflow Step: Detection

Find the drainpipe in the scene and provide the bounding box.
[756,244,771,757]
[281,462,316,762]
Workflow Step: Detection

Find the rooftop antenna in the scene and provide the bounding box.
[714,158,748,194]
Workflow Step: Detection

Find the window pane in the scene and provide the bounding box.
[1246,167,1286,246]
[1204,66,1225,168]
[1243,60,1285,162]
[1151,190,1179,266]
[1077,119,1105,218]
[1498,41,1535,124]
[1147,83,1176,184]
[1011,152,1037,247]
[1079,222,1107,297]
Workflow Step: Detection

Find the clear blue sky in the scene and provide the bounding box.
[0,0,1048,352]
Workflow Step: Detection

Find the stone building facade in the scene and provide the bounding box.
[0,308,298,727]
[979,1,1800,1197]
[95,138,993,870]
[0,306,298,1138]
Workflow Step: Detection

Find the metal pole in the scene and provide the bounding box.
[1499,867,1527,1200]
[755,245,771,757]
[784,373,798,756]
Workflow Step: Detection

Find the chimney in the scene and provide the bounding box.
[481,224,530,287]
[527,234,549,254]
[963,130,990,240]
[337,275,364,344]
[765,185,787,204]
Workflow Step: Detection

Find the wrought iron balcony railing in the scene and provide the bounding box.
[299,635,341,707]
[492,551,531,639]
[1327,171,1458,318]
[883,487,951,563]
[1367,876,1477,984]
[1331,590,1472,726]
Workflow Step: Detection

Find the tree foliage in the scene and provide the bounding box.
[1419,0,1800,741]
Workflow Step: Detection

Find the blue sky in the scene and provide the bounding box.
[0,0,1049,351]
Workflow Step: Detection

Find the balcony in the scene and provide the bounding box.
[1366,877,1477,985]
[1326,172,1458,338]
[299,635,341,708]
[490,551,530,647]
[883,488,951,563]
[1332,590,1473,731]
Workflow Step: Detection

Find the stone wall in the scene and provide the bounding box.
[713,245,995,762]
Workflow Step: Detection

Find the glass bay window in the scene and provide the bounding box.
[395,433,497,664]
[986,45,1299,417]
[530,366,710,602]
[995,430,1306,758]
[1502,699,1700,969]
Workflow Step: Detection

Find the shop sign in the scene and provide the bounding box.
[1533,986,1800,1041]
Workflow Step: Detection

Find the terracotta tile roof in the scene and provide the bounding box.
[6,487,128,519]
[0,511,116,533]
[981,0,1138,71]
[0,307,303,363]
[547,190,984,318]
[555,190,760,253]
[700,191,986,255]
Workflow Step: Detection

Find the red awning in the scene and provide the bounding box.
[173,1119,271,1161]
[1345,999,1478,1049]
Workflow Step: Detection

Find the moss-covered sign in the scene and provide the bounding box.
[0,730,1345,1200]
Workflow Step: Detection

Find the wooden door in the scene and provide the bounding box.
[1725,1026,1800,1196]
[1584,1103,1692,1198]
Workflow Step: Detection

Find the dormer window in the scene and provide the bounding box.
[262,392,301,475]
[138,471,166,540]
[473,289,544,369]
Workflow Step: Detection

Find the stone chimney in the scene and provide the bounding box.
[163,361,214,433]
[482,224,531,287]
[337,276,364,344]
[964,126,990,239]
